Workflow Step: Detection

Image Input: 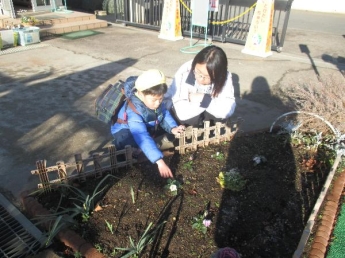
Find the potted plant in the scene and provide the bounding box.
[21,16,39,27]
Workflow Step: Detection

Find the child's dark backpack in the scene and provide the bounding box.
[94,80,126,125]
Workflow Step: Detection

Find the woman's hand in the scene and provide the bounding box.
[171,125,186,134]
[156,159,173,178]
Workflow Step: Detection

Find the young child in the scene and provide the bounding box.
[165,45,236,127]
[111,69,185,178]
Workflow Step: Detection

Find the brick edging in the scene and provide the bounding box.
[20,190,105,258]
[308,170,345,258]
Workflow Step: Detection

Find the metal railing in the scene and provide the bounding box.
[106,0,293,52]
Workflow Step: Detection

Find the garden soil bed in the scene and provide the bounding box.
[37,131,335,258]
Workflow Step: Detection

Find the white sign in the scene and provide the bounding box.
[242,0,274,58]
[158,0,183,41]
[209,0,219,12]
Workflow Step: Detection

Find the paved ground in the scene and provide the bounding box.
[0,9,344,206]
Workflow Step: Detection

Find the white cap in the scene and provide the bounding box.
[135,69,166,91]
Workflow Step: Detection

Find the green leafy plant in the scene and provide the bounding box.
[114,221,166,258]
[21,16,38,25]
[192,214,207,234]
[74,251,82,258]
[164,178,181,196]
[66,174,118,221]
[212,151,225,160]
[105,219,114,234]
[31,214,76,250]
[183,160,194,171]
[110,249,118,257]
[216,168,247,191]
[33,174,118,223]
[94,243,103,252]
[192,211,211,235]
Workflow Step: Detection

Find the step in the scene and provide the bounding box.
[32,12,98,26]
[15,11,98,26]
[0,16,20,29]
[39,19,108,37]
[1,11,104,27]
[1,11,109,37]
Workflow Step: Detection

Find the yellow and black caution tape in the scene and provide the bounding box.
[179,0,257,25]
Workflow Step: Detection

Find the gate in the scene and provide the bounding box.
[106,0,293,52]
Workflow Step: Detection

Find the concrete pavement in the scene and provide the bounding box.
[0,9,344,203]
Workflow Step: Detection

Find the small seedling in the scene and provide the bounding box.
[183,160,194,171]
[94,243,102,252]
[192,209,212,234]
[192,214,208,234]
[74,251,82,258]
[114,221,166,257]
[105,219,114,234]
[110,249,117,257]
[130,186,135,204]
[211,152,225,160]
[192,202,213,234]
[164,179,181,196]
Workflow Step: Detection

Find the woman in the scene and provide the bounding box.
[166,45,236,127]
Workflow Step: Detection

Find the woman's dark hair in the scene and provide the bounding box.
[191,45,228,97]
[142,83,168,96]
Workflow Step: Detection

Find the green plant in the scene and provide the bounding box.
[212,151,225,160]
[192,212,211,235]
[74,251,82,258]
[183,160,194,171]
[21,16,38,25]
[164,178,181,196]
[130,186,135,204]
[33,174,118,223]
[67,174,118,221]
[110,249,118,257]
[216,168,247,191]
[105,219,114,234]
[33,214,75,248]
[114,221,165,258]
[95,243,102,252]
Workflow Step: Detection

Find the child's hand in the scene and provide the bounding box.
[156,159,173,178]
[171,125,186,134]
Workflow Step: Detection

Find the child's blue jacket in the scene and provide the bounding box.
[111,76,178,163]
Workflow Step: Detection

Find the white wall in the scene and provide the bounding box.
[292,0,345,14]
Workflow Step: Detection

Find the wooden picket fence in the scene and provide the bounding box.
[175,121,237,154]
[31,145,136,192]
[31,121,239,192]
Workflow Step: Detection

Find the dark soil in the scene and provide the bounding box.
[37,131,335,258]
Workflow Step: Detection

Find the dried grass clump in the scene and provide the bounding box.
[276,74,345,134]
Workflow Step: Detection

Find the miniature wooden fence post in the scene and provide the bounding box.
[93,153,102,178]
[192,128,199,151]
[178,131,186,154]
[74,154,85,182]
[204,121,210,146]
[215,122,221,144]
[224,125,232,141]
[125,145,134,166]
[36,160,51,193]
[56,161,67,183]
[108,145,118,174]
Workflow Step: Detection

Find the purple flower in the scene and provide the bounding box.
[216,247,241,258]
[203,219,211,227]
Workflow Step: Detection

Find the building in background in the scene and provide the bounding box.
[1,0,63,17]
[1,0,344,20]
